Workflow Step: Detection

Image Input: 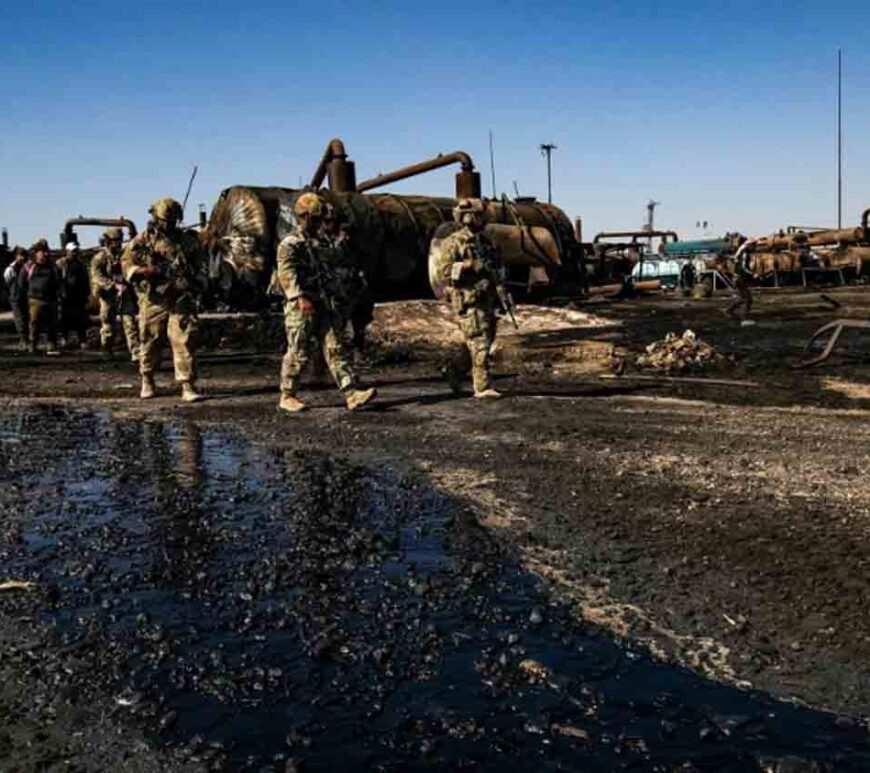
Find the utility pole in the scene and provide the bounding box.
[540,143,557,203]
[489,130,497,199]
[646,199,660,252]
[837,48,843,229]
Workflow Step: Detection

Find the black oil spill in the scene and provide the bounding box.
[0,406,868,771]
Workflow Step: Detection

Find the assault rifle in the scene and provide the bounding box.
[495,281,519,330]
[474,234,518,329]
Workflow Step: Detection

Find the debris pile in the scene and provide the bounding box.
[636,329,720,372]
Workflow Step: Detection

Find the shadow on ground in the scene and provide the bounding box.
[0,406,868,771]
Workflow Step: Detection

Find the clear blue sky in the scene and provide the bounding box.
[1,0,867,246]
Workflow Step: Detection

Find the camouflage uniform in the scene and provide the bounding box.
[91,242,140,358]
[436,225,505,394]
[122,222,205,385]
[276,225,361,396]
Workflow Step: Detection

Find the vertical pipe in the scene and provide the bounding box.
[1,228,7,249]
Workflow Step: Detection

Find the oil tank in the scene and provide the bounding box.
[204,187,581,309]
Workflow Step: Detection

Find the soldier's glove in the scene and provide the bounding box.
[298,296,316,317]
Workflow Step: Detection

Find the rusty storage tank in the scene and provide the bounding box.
[203,140,583,309]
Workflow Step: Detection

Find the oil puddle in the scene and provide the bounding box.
[0,406,868,771]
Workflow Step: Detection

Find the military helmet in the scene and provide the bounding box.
[102,227,123,244]
[149,197,184,222]
[453,198,486,222]
[294,192,325,219]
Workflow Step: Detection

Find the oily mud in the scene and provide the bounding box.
[1,407,870,771]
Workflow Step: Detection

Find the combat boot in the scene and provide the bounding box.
[140,375,156,399]
[440,364,462,395]
[345,386,377,411]
[278,393,307,413]
[474,388,502,399]
[180,382,204,403]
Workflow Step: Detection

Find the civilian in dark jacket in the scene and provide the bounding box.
[20,239,60,354]
[3,247,30,349]
[58,242,91,347]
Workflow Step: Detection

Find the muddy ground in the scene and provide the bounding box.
[1,286,870,771]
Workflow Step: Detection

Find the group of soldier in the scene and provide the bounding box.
[3,191,509,410]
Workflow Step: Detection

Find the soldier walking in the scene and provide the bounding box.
[323,204,374,357]
[122,198,205,402]
[435,198,507,399]
[57,242,91,348]
[91,228,140,361]
[275,192,376,413]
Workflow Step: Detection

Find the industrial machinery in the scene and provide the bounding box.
[203,139,584,310]
[590,228,680,284]
[743,208,870,285]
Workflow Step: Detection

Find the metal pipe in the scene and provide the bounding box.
[1,228,7,249]
[863,207,870,232]
[357,151,475,193]
[593,229,678,244]
[310,138,349,190]
[760,227,862,249]
[63,217,138,244]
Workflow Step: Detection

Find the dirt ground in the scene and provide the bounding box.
[1,286,870,771]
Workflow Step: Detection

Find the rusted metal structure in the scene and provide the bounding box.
[589,229,680,283]
[61,217,138,249]
[204,139,583,309]
[744,210,870,283]
[796,318,870,368]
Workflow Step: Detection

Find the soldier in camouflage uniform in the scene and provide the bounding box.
[122,198,206,402]
[435,198,506,398]
[90,227,140,361]
[275,192,376,413]
[323,204,374,356]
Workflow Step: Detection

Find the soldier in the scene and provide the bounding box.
[436,198,507,399]
[323,204,374,356]
[122,198,206,402]
[57,242,91,348]
[20,239,60,354]
[3,247,30,349]
[275,191,376,413]
[90,228,140,360]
